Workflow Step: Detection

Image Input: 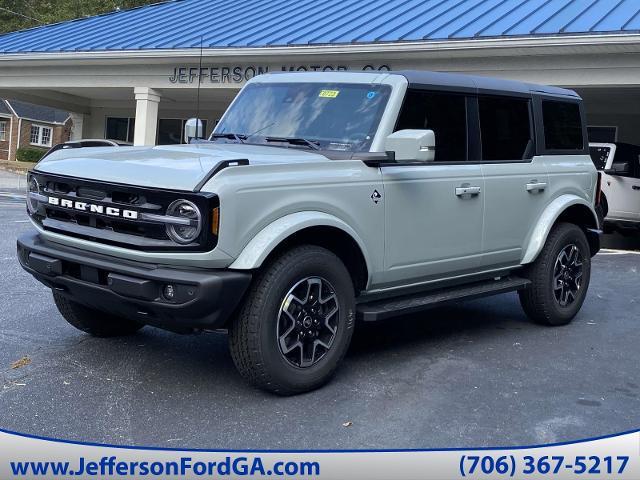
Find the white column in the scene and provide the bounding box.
[133,87,161,146]
[69,112,84,141]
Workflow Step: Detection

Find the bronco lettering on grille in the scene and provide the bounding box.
[47,196,139,220]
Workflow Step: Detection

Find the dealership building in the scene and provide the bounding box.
[0,0,639,147]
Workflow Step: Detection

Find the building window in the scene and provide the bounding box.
[107,117,209,145]
[30,125,53,147]
[479,96,533,161]
[587,126,617,143]
[157,119,208,145]
[542,100,583,151]
[106,117,135,143]
[395,90,467,162]
[0,121,6,141]
[158,118,185,145]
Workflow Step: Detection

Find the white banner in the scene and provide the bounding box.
[0,429,638,479]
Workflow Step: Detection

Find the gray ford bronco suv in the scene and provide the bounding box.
[18,71,601,395]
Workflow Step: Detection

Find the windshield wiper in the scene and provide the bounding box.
[264,136,320,150]
[211,133,247,143]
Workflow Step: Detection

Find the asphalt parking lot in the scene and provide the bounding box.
[1,170,639,450]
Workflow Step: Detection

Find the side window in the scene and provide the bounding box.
[395,90,467,162]
[542,100,583,151]
[589,146,610,170]
[612,144,640,179]
[479,96,533,161]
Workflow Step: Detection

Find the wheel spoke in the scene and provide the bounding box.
[553,273,563,290]
[306,278,321,303]
[311,339,331,364]
[561,284,570,306]
[557,250,569,267]
[319,289,336,304]
[279,309,297,339]
[298,345,308,368]
[323,306,338,335]
[285,293,306,311]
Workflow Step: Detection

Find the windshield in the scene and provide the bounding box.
[213,82,392,152]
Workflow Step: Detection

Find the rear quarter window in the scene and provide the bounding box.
[542,100,584,151]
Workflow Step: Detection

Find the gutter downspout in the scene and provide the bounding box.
[7,115,13,161]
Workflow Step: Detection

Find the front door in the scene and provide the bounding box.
[604,143,640,223]
[379,90,484,288]
[382,164,484,287]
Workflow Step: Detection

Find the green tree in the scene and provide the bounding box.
[0,0,157,35]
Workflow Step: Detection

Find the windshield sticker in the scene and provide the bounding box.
[328,142,352,151]
[367,91,377,99]
[319,89,340,98]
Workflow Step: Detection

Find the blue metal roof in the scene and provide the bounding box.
[0,0,638,53]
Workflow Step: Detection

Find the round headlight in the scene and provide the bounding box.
[26,176,40,215]
[165,199,202,245]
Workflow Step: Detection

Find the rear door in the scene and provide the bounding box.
[380,90,484,288]
[478,94,550,268]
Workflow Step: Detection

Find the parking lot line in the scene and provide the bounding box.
[599,249,640,255]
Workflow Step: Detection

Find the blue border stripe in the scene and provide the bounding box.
[1,427,638,454]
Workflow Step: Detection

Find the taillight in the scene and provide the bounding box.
[595,172,603,205]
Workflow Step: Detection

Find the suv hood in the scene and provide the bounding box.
[35,143,331,191]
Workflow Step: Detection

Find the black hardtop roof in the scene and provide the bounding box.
[392,70,580,99]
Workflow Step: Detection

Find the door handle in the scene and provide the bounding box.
[526,182,547,192]
[455,186,481,197]
[633,186,640,191]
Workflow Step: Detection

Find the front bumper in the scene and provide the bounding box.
[17,231,252,333]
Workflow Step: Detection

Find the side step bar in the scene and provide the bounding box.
[357,276,531,322]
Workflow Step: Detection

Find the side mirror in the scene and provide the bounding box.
[184,118,205,144]
[385,129,435,162]
[604,162,630,176]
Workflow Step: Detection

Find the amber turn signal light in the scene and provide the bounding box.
[211,207,220,236]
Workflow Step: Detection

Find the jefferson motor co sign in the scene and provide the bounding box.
[169,64,392,84]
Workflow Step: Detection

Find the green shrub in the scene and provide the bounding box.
[16,147,46,163]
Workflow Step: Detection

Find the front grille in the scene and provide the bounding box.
[28,172,218,252]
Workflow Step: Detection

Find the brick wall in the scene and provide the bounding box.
[55,119,73,146]
[12,118,72,160]
[0,116,12,161]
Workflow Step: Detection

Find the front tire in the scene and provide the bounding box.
[519,222,591,326]
[229,245,356,395]
[53,292,143,337]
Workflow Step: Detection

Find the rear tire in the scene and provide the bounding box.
[229,245,356,395]
[53,292,143,337]
[519,222,591,326]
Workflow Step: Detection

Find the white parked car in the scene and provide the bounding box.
[589,142,640,234]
